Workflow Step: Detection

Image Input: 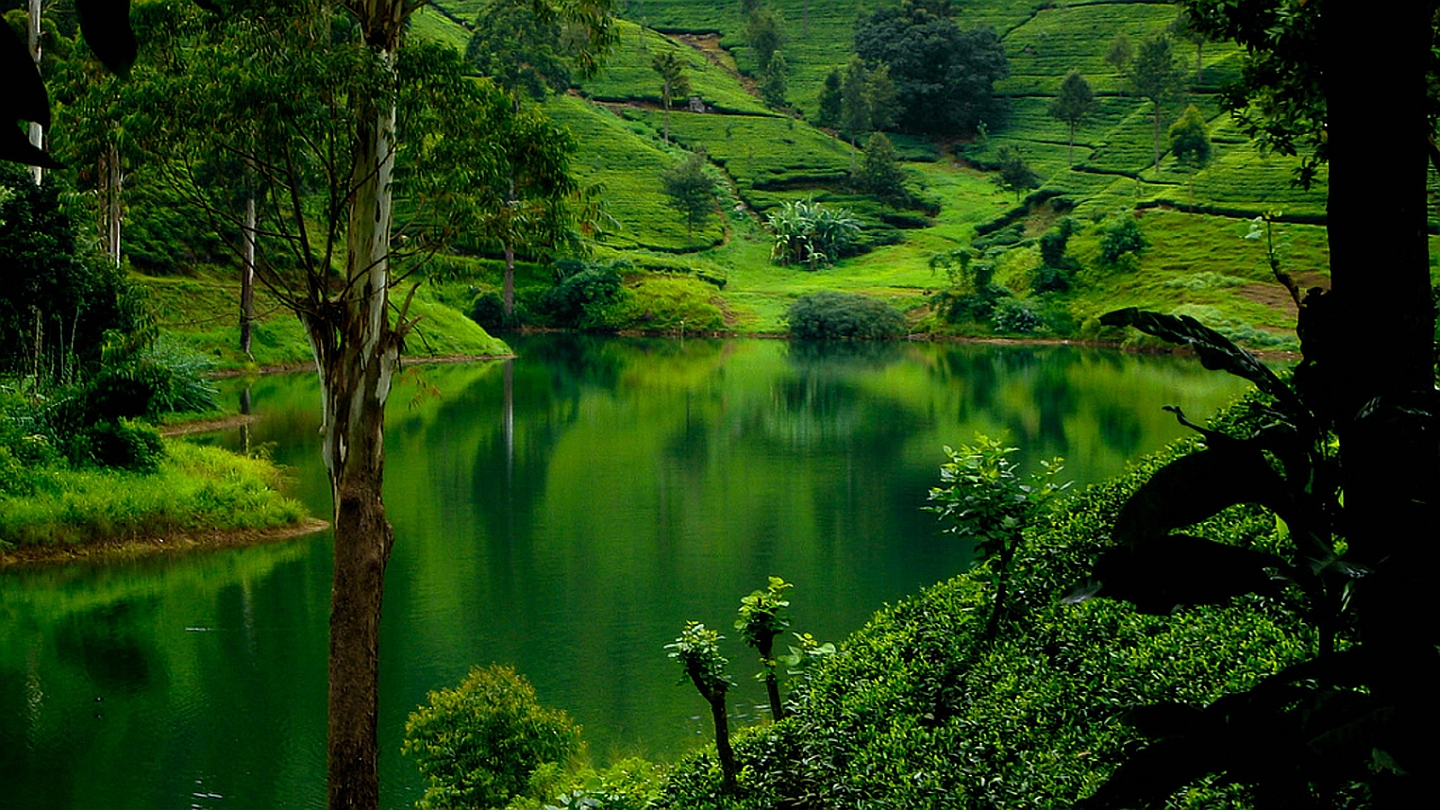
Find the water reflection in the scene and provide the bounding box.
[0,336,1253,810]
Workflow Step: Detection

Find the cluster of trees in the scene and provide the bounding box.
[852,0,1007,136]
[742,0,788,108]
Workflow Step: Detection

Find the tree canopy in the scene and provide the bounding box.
[853,0,1007,135]
[1048,69,1097,166]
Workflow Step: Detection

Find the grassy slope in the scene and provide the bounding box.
[407,0,1352,344]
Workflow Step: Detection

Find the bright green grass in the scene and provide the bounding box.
[544,93,727,251]
[579,20,772,114]
[1064,208,1330,347]
[408,4,470,51]
[138,269,508,371]
[0,441,308,549]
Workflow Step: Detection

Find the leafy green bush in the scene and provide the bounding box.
[767,200,862,269]
[469,291,508,332]
[81,418,166,473]
[403,665,582,810]
[785,291,905,340]
[537,266,624,329]
[1098,211,1148,265]
[992,298,1043,334]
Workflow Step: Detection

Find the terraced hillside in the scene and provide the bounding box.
[412,0,1367,344]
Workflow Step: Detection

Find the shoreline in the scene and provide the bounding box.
[0,517,330,569]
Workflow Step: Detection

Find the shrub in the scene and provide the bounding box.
[537,266,624,329]
[1098,211,1148,265]
[767,200,862,269]
[403,665,582,810]
[992,298,1042,334]
[469,291,507,332]
[81,418,166,473]
[786,292,905,340]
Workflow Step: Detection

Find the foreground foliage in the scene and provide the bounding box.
[404,665,583,810]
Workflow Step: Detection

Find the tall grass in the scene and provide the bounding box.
[0,441,308,550]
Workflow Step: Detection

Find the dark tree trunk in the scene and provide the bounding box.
[707,693,738,794]
[756,635,784,721]
[1321,1,1439,801]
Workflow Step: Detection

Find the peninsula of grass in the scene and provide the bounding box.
[0,441,310,556]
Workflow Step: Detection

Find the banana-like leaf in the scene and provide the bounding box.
[1111,445,1294,548]
[1101,308,1304,417]
[1088,534,1283,614]
[76,0,138,78]
[1,26,49,127]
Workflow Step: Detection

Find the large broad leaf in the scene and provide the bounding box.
[1083,682,1386,809]
[1,25,49,127]
[1084,533,1283,614]
[76,0,138,78]
[1,122,62,168]
[1110,444,1294,548]
[1101,308,1304,417]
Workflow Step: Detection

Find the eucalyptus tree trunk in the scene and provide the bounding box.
[309,4,407,808]
[28,0,42,186]
[240,192,256,356]
[99,140,122,267]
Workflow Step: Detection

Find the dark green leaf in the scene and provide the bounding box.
[76,0,138,78]
[1111,445,1293,548]
[1101,308,1302,415]
[1091,534,1283,614]
[1,122,62,168]
[1,25,49,127]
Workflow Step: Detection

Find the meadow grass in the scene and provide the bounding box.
[0,441,308,549]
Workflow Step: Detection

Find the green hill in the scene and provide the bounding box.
[145,0,1438,358]
[393,0,1357,348]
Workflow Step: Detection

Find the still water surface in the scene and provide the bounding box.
[0,336,1250,809]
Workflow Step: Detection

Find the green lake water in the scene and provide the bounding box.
[0,336,1251,809]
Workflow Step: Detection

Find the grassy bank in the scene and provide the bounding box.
[0,440,309,554]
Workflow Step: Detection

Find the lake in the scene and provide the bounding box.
[0,336,1251,809]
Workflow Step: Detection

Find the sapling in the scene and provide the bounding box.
[926,434,1068,639]
[665,622,738,793]
[735,576,793,721]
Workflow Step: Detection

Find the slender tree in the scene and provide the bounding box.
[660,147,717,238]
[759,49,787,107]
[667,622,738,794]
[1129,34,1185,178]
[132,5,613,810]
[816,68,842,128]
[652,49,689,143]
[735,577,793,722]
[1168,103,1211,200]
[1105,32,1132,74]
[855,131,907,203]
[1048,69,1096,166]
[994,144,1039,203]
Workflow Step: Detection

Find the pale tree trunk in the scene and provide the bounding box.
[241,192,256,356]
[1151,103,1161,178]
[503,242,516,319]
[28,0,42,186]
[310,4,407,808]
[99,140,123,267]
